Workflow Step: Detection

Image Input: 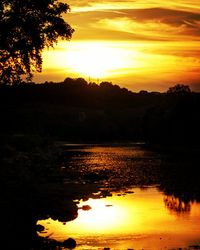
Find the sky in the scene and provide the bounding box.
[34,0,200,92]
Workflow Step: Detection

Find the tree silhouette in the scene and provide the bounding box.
[167,84,191,95]
[0,0,74,85]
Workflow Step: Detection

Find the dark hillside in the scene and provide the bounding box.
[0,79,199,146]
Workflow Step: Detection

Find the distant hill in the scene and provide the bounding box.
[0,78,200,146]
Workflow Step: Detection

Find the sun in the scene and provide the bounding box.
[64,41,138,79]
[42,41,143,81]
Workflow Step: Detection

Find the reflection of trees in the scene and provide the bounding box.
[159,155,200,216]
[164,195,191,215]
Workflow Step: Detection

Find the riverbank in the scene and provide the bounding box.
[1,136,200,249]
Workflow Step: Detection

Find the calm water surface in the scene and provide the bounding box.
[38,144,200,249]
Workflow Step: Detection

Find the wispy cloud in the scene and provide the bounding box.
[68,0,200,13]
[66,6,200,41]
[39,1,200,91]
[95,16,199,41]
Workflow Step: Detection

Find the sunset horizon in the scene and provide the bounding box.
[1,2,200,249]
[33,0,200,92]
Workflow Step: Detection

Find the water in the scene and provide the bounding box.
[59,143,162,188]
[37,144,200,249]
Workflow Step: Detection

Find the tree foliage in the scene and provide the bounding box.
[167,84,191,95]
[0,0,74,85]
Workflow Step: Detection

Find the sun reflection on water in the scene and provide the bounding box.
[38,187,200,249]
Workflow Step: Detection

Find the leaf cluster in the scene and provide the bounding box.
[0,0,74,84]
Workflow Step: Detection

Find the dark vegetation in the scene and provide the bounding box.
[0,0,73,84]
[0,79,199,146]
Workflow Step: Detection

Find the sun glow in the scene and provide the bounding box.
[42,41,142,80]
[40,40,200,91]
[65,42,140,79]
[76,199,123,230]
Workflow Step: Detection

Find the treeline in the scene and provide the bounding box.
[0,78,200,146]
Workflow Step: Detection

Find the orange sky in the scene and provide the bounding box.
[34,0,200,92]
